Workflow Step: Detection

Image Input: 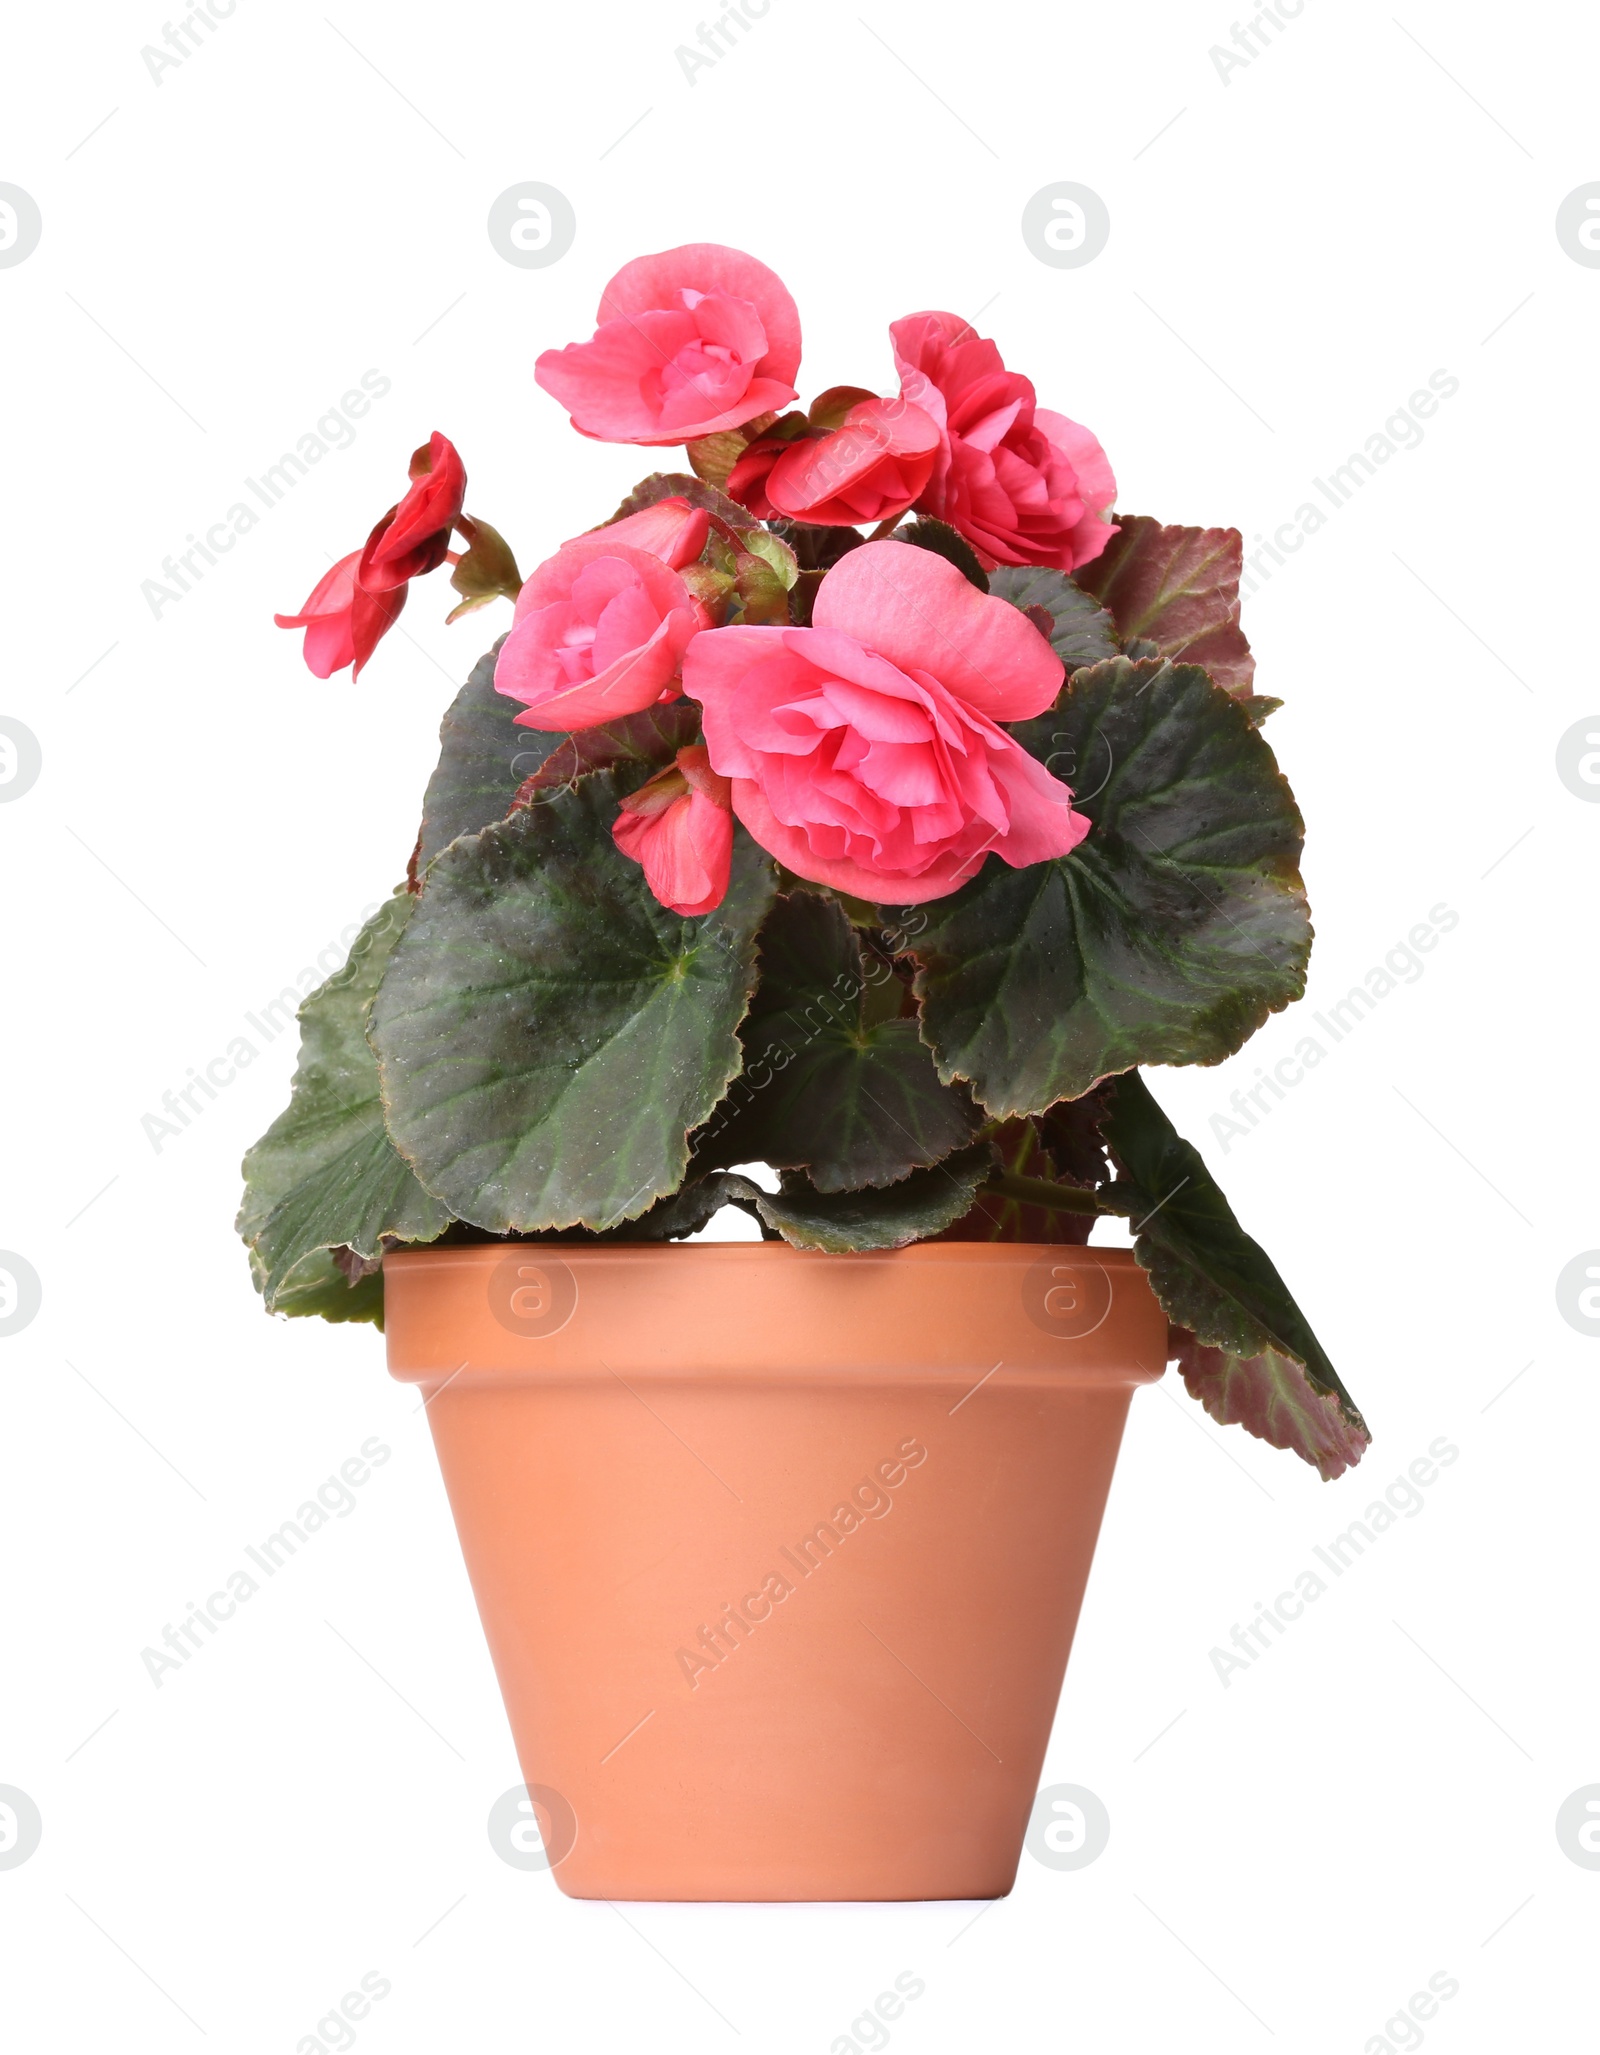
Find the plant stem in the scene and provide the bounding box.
[866,515,903,542]
[983,1170,1105,1216]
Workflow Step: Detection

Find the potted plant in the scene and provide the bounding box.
[240,243,1368,1902]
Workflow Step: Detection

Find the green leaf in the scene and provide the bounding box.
[913,656,1310,1114]
[597,1177,745,1241]
[739,527,800,591]
[987,565,1118,674]
[769,520,868,573]
[1073,515,1255,695]
[754,1146,996,1250]
[699,893,981,1190]
[238,895,454,1311]
[891,519,989,590]
[687,1145,996,1251]
[416,641,561,874]
[254,1246,385,1327]
[445,515,522,624]
[733,549,792,625]
[1097,1071,1368,1479]
[370,777,775,1234]
[926,1117,1097,1245]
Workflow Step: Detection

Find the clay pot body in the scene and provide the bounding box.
[385,1242,1164,1901]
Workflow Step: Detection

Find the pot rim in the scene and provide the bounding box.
[382,1240,1168,1391]
[383,1240,1151,1271]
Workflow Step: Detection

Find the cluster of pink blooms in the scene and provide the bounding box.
[278,244,1119,913]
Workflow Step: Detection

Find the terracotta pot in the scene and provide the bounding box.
[384,1241,1164,1902]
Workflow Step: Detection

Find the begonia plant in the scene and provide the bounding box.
[239,242,1368,1481]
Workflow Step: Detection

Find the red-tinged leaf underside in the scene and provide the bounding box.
[512,701,703,807]
[1074,514,1255,696]
[1172,1329,1372,1483]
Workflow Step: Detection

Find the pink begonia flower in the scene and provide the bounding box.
[612,746,734,917]
[535,244,802,445]
[277,433,462,678]
[358,432,467,590]
[562,496,710,569]
[274,551,407,680]
[494,524,710,731]
[890,313,1116,573]
[727,395,941,526]
[683,541,1089,904]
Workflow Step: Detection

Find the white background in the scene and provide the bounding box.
[3,0,1597,2047]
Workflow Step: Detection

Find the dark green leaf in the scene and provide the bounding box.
[1098,1071,1368,1478]
[597,1176,746,1241]
[416,641,562,874]
[914,657,1310,1114]
[891,518,989,590]
[699,893,981,1189]
[1038,1091,1112,1190]
[768,520,868,573]
[1073,515,1255,695]
[370,778,775,1234]
[709,1144,996,1251]
[238,895,454,1311]
[987,564,1118,673]
[929,1118,1095,1245]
